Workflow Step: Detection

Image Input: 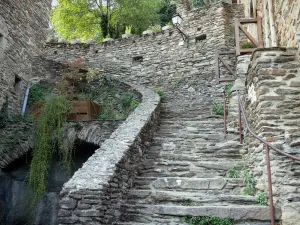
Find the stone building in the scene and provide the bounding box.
[240,0,300,50]
[0,0,52,112]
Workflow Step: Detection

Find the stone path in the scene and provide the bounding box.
[115,84,275,225]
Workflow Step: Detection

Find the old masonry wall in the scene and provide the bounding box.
[0,0,52,112]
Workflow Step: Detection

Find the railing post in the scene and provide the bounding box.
[238,102,243,144]
[266,145,276,225]
[223,91,227,135]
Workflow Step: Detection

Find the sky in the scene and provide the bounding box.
[52,0,58,7]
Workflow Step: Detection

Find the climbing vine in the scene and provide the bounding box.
[29,95,74,204]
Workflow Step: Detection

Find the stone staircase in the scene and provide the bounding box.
[115,85,278,225]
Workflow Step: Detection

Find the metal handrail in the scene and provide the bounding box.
[237,94,300,161]
[236,92,300,225]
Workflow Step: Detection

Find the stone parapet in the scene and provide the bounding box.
[57,84,160,225]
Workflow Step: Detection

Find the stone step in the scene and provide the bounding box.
[133,177,244,193]
[126,190,257,205]
[138,160,246,178]
[115,222,271,225]
[119,204,281,222]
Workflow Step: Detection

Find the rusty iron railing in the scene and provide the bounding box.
[235,92,300,225]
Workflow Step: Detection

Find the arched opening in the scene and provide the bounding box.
[14,75,22,93]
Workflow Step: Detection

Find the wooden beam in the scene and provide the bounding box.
[238,23,259,47]
[218,77,235,83]
[239,18,257,24]
[240,49,255,54]
[218,50,235,55]
[218,56,235,76]
[257,16,264,47]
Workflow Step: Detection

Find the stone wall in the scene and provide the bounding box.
[0,0,52,112]
[58,84,160,225]
[274,0,300,51]
[43,3,243,94]
[244,47,300,224]
[255,0,300,51]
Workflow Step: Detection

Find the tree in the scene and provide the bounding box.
[51,0,164,41]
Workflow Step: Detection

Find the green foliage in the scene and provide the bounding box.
[148,25,162,32]
[241,41,256,49]
[211,102,225,116]
[57,58,87,99]
[184,216,234,225]
[0,96,9,128]
[158,0,176,26]
[29,95,74,205]
[125,25,132,34]
[241,168,256,196]
[256,191,268,206]
[227,167,256,196]
[225,82,233,96]
[120,92,139,112]
[155,87,165,100]
[28,83,53,107]
[51,0,163,41]
[228,167,242,178]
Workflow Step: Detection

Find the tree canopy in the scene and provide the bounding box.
[51,0,176,42]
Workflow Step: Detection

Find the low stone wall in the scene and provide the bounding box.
[244,47,300,224]
[58,85,160,225]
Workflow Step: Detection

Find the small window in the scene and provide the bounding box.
[195,34,207,42]
[14,75,22,92]
[133,56,143,62]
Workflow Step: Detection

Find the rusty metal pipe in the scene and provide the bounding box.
[239,102,243,144]
[266,145,276,225]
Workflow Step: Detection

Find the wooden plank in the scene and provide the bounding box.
[239,18,257,24]
[218,56,235,75]
[238,23,259,47]
[235,19,241,56]
[218,77,235,82]
[240,48,254,53]
[257,16,264,47]
[218,50,235,55]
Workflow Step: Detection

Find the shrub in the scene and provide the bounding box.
[256,191,268,206]
[211,102,224,116]
[241,41,256,49]
[225,82,233,96]
[155,87,165,100]
[28,83,53,107]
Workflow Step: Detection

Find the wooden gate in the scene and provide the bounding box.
[235,17,264,56]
